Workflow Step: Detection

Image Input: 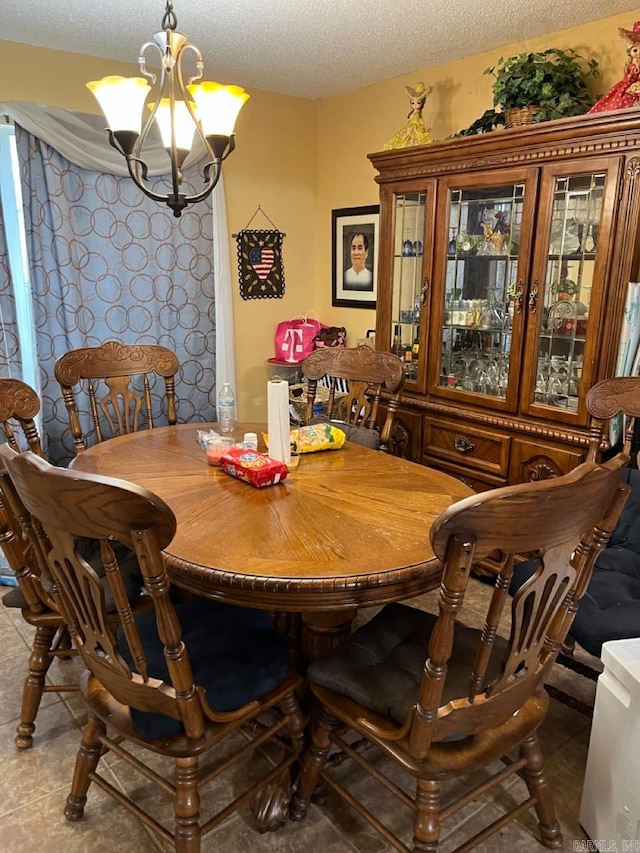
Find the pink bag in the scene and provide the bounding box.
[274,314,327,363]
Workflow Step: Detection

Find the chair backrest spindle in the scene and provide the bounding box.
[55,341,180,453]
[302,346,405,452]
[406,454,630,758]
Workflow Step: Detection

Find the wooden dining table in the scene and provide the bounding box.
[71,423,473,659]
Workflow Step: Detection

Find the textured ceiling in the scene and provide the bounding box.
[3,0,639,99]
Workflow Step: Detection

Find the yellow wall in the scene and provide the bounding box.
[1,8,639,420]
[0,40,317,421]
[317,8,640,346]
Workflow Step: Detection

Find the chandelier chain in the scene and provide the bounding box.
[161,1,177,31]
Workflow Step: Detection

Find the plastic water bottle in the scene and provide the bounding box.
[217,383,236,435]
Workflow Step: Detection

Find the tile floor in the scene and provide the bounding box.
[0,578,603,852]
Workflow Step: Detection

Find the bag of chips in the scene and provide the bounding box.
[291,423,346,454]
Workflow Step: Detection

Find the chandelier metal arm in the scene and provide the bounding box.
[88,0,248,217]
[125,154,189,216]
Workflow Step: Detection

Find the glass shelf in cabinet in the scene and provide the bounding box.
[447,253,513,261]
[547,252,596,261]
[442,323,507,333]
[540,333,586,342]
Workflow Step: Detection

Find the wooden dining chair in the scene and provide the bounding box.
[3,449,305,851]
[301,345,405,452]
[0,377,44,456]
[0,380,81,748]
[290,454,630,852]
[585,375,640,463]
[549,377,640,702]
[54,340,180,453]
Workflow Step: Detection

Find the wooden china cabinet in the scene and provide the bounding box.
[370,109,640,489]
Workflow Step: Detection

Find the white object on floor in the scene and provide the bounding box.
[580,637,640,845]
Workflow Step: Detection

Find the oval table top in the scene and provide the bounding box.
[71,423,473,611]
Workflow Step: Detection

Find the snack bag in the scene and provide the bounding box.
[263,422,346,455]
[220,448,288,488]
[291,423,346,454]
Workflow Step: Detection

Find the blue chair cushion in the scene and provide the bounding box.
[307,602,506,725]
[2,538,142,614]
[76,538,143,611]
[117,597,290,741]
[509,466,640,657]
[608,469,640,553]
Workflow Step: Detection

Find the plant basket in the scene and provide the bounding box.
[504,106,542,128]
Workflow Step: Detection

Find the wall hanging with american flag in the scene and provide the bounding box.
[235,205,286,300]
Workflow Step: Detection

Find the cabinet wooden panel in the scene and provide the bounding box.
[509,438,585,484]
[420,455,506,493]
[423,417,509,477]
[380,404,422,461]
[370,111,640,485]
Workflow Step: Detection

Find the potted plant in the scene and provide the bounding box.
[485,49,599,127]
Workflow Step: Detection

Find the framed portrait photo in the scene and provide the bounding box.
[332,205,379,309]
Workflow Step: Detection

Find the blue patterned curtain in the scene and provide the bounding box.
[16,125,217,464]
[0,126,21,380]
[0,208,20,380]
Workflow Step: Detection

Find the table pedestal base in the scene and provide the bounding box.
[300,609,358,662]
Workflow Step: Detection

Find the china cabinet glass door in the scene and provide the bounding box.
[430,171,536,410]
[525,172,607,417]
[389,190,428,385]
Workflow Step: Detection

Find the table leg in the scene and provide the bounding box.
[300,609,357,661]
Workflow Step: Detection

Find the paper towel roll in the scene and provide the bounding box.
[267,377,291,465]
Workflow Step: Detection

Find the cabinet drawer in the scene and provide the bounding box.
[509,438,586,483]
[421,456,506,493]
[423,417,510,477]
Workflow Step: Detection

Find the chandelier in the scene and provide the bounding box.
[87,0,249,218]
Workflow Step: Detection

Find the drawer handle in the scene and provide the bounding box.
[453,436,476,454]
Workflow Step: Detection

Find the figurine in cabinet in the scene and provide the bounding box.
[589,21,640,113]
[478,208,510,255]
[383,82,434,150]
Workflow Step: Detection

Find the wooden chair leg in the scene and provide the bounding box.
[64,714,106,822]
[281,690,306,757]
[54,626,75,659]
[174,755,201,853]
[15,624,57,749]
[520,733,562,850]
[289,705,338,821]
[412,778,442,853]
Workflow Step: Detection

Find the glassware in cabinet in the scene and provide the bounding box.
[390,191,427,382]
[528,171,605,416]
[438,182,525,401]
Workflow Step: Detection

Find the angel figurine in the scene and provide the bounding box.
[383,82,434,150]
[589,21,640,113]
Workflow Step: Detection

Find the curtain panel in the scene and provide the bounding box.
[0,207,20,380]
[16,125,219,464]
[0,101,237,464]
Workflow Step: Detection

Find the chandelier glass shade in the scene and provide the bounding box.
[87,1,249,217]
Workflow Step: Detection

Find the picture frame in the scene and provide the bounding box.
[331,205,379,309]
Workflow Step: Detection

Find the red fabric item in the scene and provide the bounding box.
[589,61,640,113]
[590,22,640,114]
